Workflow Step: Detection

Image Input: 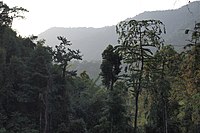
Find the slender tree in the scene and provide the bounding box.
[116,19,165,133]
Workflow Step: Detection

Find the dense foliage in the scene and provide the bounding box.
[0,1,199,133]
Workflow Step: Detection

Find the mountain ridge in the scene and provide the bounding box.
[38,1,200,61]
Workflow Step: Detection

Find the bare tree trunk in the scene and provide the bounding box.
[164,101,168,133]
[133,28,144,133]
[49,113,52,133]
[44,92,49,133]
[44,64,53,133]
[62,65,67,79]
[110,80,114,133]
[161,60,168,133]
[110,117,113,133]
[134,90,139,133]
[40,111,42,133]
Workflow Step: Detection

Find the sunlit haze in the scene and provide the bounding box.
[3,0,194,36]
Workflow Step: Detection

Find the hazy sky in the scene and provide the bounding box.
[3,0,194,36]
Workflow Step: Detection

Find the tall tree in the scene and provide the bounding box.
[53,36,82,79]
[116,19,165,133]
[100,44,122,90]
[100,45,132,133]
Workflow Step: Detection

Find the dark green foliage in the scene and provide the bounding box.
[70,72,106,133]
[100,44,132,133]
[69,119,87,133]
[54,36,82,79]
[0,2,200,133]
[144,46,178,133]
[98,82,133,133]
[0,1,28,27]
[100,44,121,90]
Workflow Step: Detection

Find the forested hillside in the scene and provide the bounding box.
[0,1,200,133]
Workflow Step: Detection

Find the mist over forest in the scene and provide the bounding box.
[39,1,200,61]
[0,1,200,133]
[39,1,200,81]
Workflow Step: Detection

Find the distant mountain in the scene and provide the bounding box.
[38,1,200,61]
[133,1,200,49]
[38,26,118,61]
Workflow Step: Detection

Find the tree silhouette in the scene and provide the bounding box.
[116,19,165,133]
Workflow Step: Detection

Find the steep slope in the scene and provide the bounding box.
[38,1,200,61]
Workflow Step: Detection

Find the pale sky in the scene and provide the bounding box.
[3,0,194,36]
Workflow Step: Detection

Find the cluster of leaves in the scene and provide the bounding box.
[0,1,28,27]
